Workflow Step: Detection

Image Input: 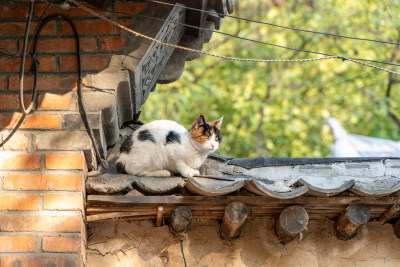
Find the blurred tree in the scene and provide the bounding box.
[142,0,400,158]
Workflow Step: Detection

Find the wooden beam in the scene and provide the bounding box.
[87,195,400,207]
[86,195,399,221]
[274,206,309,244]
[170,206,192,236]
[394,218,400,239]
[156,206,164,227]
[86,211,154,222]
[379,204,400,224]
[220,202,248,240]
[335,204,370,241]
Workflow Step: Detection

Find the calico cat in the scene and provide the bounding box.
[115,115,223,178]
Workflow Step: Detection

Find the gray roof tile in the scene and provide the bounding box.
[87,155,400,198]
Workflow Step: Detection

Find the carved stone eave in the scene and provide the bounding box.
[79,3,186,166]
[122,4,186,113]
[77,1,233,170]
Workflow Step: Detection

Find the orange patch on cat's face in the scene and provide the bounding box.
[190,125,214,143]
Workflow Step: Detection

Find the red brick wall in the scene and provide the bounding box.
[0,1,147,266]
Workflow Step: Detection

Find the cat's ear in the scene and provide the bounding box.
[192,115,206,129]
[211,116,223,130]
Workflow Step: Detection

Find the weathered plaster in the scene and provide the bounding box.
[87,219,400,266]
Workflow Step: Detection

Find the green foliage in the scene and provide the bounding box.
[142,0,400,158]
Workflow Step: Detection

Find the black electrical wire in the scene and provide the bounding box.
[86,5,400,68]
[0,0,36,148]
[0,47,15,57]
[149,0,400,46]
[0,3,50,58]
[179,236,187,267]
[20,0,38,115]
[39,15,109,170]
[1,11,109,170]
[0,114,27,148]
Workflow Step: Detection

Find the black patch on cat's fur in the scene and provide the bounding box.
[201,123,212,136]
[115,162,127,174]
[200,123,222,142]
[166,131,181,144]
[213,126,222,143]
[120,136,133,154]
[138,130,156,143]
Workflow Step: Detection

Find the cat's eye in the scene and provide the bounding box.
[215,136,219,141]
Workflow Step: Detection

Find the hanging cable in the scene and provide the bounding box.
[19,0,37,115]
[179,235,187,267]
[68,0,400,76]
[43,14,109,170]
[148,0,400,46]
[81,2,400,68]
[6,1,400,69]
[1,11,109,169]
[0,0,36,148]
[0,3,50,58]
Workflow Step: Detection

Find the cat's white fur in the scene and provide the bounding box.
[116,117,222,178]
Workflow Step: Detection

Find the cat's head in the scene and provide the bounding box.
[190,115,223,153]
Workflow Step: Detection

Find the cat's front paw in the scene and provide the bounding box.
[180,168,200,178]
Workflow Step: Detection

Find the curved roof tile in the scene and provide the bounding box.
[186,177,245,196]
[299,177,355,197]
[87,156,400,198]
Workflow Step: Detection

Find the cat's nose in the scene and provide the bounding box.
[211,144,215,149]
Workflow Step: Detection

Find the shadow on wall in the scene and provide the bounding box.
[0,75,79,130]
[87,219,400,267]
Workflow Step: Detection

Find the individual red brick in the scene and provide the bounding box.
[9,75,33,91]
[38,93,72,110]
[36,38,97,53]
[35,2,109,17]
[35,57,57,72]
[114,2,148,15]
[0,114,60,129]
[0,57,56,72]
[0,21,56,37]
[0,194,39,210]
[0,256,82,267]
[9,75,79,91]
[61,20,132,35]
[0,235,37,252]
[0,93,71,110]
[99,37,127,52]
[0,5,30,19]
[0,94,31,110]
[1,133,29,150]
[80,236,86,263]
[42,235,82,253]
[0,57,32,72]
[45,153,85,170]
[3,174,84,191]
[0,39,18,54]
[60,55,110,72]
[44,193,84,211]
[0,154,41,170]
[0,76,5,90]
[0,214,82,232]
